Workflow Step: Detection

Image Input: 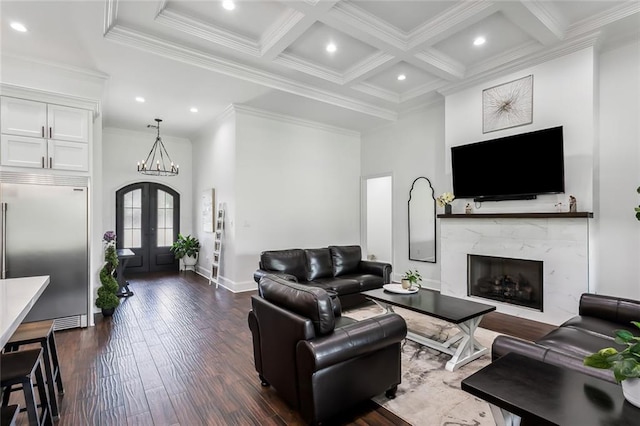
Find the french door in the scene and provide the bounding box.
[115,182,180,273]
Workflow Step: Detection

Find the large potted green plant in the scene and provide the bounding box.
[583,321,640,407]
[170,234,200,270]
[95,231,119,317]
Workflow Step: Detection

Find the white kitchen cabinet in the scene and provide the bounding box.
[1,96,90,172]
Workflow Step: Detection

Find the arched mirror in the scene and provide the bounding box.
[408,177,436,263]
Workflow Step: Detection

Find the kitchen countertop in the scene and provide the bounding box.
[0,275,50,347]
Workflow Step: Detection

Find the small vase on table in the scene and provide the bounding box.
[444,204,452,215]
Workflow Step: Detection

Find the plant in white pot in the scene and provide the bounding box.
[583,321,640,407]
[401,269,422,290]
[170,234,200,271]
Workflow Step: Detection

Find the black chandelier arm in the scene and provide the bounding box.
[137,118,179,176]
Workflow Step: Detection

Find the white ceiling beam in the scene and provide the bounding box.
[343,52,398,84]
[500,1,567,45]
[565,1,640,39]
[411,48,466,81]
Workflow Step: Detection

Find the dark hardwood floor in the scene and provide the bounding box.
[6,272,556,425]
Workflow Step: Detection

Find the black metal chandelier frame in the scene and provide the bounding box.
[137,118,179,176]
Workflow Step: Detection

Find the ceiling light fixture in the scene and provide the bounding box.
[222,0,236,11]
[326,43,337,53]
[135,96,145,103]
[473,36,486,46]
[190,107,198,113]
[397,74,406,81]
[10,22,27,32]
[137,119,179,176]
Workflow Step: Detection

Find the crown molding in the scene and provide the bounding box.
[351,82,400,104]
[400,80,448,103]
[104,0,118,35]
[2,53,110,83]
[260,9,306,57]
[397,95,444,117]
[273,53,344,85]
[566,1,640,39]
[414,48,466,80]
[437,31,601,97]
[0,83,102,118]
[407,1,498,50]
[104,25,397,121]
[232,104,361,138]
[520,0,568,41]
[465,41,542,77]
[343,52,396,83]
[156,8,260,57]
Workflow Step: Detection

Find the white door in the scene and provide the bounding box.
[1,134,47,169]
[48,140,89,171]
[47,105,90,143]
[0,97,47,138]
[363,175,393,263]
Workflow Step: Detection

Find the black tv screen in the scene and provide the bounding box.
[451,126,565,201]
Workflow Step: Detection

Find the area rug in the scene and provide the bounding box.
[344,304,500,426]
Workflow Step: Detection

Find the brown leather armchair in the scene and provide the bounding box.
[248,275,407,425]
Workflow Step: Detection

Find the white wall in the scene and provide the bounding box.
[445,47,596,214]
[361,103,445,287]
[596,40,640,299]
[234,107,361,288]
[191,107,237,288]
[102,127,193,241]
[365,176,392,263]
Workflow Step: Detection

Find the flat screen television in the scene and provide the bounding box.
[451,126,565,202]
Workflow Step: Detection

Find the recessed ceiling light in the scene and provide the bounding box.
[397,74,406,81]
[326,43,337,53]
[10,22,27,33]
[190,107,198,113]
[473,36,486,46]
[135,97,145,103]
[222,0,235,11]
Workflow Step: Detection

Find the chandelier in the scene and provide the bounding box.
[137,118,179,176]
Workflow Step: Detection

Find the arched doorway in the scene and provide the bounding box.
[115,182,180,273]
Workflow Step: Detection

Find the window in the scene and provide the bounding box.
[156,189,174,247]
[123,188,142,248]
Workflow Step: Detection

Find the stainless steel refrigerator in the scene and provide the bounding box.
[1,173,89,328]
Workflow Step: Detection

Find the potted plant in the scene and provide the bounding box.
[583,321,640,407]
[95,231,119,317]
[635,186,639,221]
[436,192,455,214]
[170,234,200,270]
[401,269,422,290]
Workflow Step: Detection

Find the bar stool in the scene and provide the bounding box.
[1,348,52,426]
[4,320,64,420]
[0,404,20,426]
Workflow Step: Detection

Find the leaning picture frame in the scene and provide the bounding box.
[202,188,215,232]
[482,75,533,133]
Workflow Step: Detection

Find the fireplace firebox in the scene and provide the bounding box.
[467,255,543,311]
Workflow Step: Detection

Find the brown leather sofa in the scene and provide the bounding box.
[492,293,640,383]
[247,275,407,425]
[254,245,391,309]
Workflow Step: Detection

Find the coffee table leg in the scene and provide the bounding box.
[445,315,488,371]
[489,404,522,426]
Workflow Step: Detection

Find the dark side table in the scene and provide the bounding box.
[461,352,640,425]
[115,249,135,297]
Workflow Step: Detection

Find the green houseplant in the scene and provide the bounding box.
[635,186,640,221]
[95,231,119,316]
[170,234,200,270]
[401,269,422,290]
[583,321,640,407]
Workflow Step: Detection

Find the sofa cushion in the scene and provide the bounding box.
[536,327,626,359]
[561,316,638,339]
[329,245,362,277]
[260,249,307,281]
[309,278,361,296]
[341,273,384,291]
[259,275,335,336]
[304,248,333,281]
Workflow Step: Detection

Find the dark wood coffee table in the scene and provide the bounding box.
[361,288,495,371]
[462,352,640,425]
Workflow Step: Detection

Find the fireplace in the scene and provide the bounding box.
[468,255,543,311]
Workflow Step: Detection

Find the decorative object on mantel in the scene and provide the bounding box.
[569,195,577,213]
[137,118,179,176]
[436,192,455,214]
[401,269,422,290]
[482,75,533,133]
[465,203,472,214]
[635,186,640,220]
[95,231,120,317]
[583,321,640,408]
[554,201,564,212]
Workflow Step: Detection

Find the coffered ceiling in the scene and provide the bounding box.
[1,1,639,136]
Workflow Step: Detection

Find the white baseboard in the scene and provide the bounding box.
[195,266,257,293]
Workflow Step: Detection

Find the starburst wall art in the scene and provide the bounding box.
[482,75,533,133]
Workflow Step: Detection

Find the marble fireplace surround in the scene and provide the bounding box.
[440,213,592,325]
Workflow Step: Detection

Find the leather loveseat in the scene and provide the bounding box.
[254,245,391,309]
[248,275,406,425]
[492,293,640,383]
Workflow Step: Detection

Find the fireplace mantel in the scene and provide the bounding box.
[437,212,593,219]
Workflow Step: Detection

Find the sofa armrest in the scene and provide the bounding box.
[579,293,640,326]
[357,260,392,283]
[254,269,297,284]
[491,335,549,362]
[296,313,406,371]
